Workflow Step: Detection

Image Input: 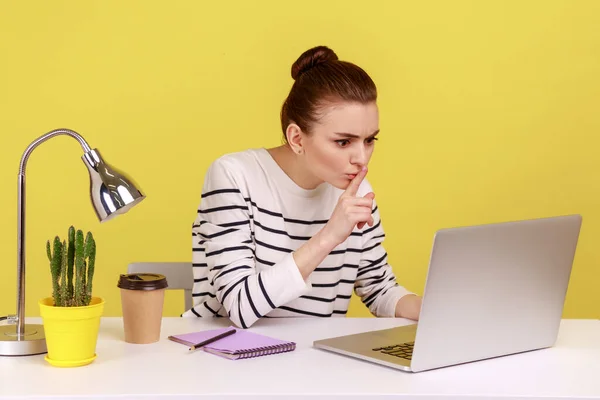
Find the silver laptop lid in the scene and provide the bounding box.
[411,214,582,372]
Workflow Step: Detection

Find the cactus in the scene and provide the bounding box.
[45,226,98,307]
[84,232,96,306]
[67,226,75,300]
[60,240,69,307]
[48,237,62,306]
[74,230,85,306]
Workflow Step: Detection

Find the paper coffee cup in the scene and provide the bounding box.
[118,273,168,344]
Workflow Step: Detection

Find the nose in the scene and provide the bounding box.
[350,144,368,167]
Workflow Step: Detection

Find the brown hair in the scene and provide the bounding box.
[280,46,378,141]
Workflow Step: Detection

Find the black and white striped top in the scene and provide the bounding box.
[181,148,412,328]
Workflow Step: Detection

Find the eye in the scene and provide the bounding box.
[335,139,351,147]
[366,137,379,145]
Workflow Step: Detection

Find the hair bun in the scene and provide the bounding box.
[291,46,339,80]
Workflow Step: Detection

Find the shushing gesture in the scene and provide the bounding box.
[322,166,375,247]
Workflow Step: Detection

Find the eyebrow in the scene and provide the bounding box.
[333,130,380,139]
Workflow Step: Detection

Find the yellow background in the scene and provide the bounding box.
[0,1,598,319]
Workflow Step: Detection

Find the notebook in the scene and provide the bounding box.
[168,326,296,360]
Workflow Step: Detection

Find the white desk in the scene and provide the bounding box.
[1,318,599,399]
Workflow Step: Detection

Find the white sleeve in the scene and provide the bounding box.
[194,157,311,328]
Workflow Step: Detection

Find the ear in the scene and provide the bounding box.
[285,123,305,155]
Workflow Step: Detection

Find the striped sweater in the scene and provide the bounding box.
[181,148,413,328]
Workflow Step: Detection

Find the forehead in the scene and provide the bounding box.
[314,101,379,134]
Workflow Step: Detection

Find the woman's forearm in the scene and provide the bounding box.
[292,229,338,280]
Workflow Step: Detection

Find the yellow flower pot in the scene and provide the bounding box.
[38,296,105,367]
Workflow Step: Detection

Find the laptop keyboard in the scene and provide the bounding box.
[372,341,414,360]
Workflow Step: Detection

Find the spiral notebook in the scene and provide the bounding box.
[168,326,296,360]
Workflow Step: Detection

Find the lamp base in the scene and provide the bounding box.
[0,324,47,356]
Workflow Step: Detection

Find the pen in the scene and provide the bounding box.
[188,328,236,352]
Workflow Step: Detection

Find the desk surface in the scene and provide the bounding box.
[1,317,599,399]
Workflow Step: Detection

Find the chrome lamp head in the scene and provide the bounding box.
[83,148,145,222]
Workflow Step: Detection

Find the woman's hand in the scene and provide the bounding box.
[395,294,422,320]
[321,166,375,247]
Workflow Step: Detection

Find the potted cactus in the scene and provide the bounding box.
[38,226,105,367]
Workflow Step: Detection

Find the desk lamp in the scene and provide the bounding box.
[0,128,145,356]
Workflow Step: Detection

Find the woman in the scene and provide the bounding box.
[182,46,422,328]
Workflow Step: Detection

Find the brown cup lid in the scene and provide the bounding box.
[117,273,168,290]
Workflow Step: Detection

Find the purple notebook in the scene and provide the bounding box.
[168,327,296,360]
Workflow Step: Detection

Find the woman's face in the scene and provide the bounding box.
[301,101,379,190]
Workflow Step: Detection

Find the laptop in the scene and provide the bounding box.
[313,214,582,372]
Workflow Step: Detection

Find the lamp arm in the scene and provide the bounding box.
[19,129,92,174]
[16,129,92,338]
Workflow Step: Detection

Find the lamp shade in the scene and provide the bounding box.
[82,148,145,222]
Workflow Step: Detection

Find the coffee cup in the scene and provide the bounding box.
[117,273,168,344]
